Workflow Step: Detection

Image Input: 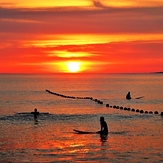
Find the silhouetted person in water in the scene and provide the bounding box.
[31,108,39,120]
[126,92,132,100]
[97,116,108,135]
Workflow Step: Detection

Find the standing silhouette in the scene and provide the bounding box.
[31,108,39,120]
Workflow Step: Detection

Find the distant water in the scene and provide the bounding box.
[0,73,163,162]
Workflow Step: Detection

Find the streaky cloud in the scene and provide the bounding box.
[0,5,163,34]
[0,6,163,19]
[92,0,107,8]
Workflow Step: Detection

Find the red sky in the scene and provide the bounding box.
[0,0,163,73]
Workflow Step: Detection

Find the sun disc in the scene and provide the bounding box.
[67,62,80,73]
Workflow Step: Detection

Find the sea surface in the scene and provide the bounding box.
[0,73,163,163]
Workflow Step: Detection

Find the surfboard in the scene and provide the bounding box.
[73,129,128,135]
[73,129,97,134]
[135,96,144,99]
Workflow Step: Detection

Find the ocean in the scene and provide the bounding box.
[0,73,163,163]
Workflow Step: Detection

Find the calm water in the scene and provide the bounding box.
[0,73,163,162]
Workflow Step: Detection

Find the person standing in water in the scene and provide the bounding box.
[31,108,39,120]
[97,116,108,135]
[126,92,132,100]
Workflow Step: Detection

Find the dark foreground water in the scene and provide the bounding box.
[0,73,163,162]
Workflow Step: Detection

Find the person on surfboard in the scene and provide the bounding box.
[126,92,132,100]
[126,92,144,100]
[97,116,108,135]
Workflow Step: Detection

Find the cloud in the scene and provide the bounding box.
[1,5,163,19]
[92,0,107,8]
[0,5,163,35]
[1,40,162,73]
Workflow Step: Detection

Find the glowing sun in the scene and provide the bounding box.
[67,62,80,73]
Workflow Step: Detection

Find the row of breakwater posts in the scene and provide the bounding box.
[46,90,163,116]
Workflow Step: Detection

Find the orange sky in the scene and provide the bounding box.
[0,0,163,73]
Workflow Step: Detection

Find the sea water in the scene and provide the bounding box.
[0,73,162,162]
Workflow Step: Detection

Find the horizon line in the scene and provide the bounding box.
[0,72,162,75]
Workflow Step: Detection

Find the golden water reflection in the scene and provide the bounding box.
[1,116,162,163]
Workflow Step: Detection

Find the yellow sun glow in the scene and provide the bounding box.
[2,0,91,8]
[67,62,80,73]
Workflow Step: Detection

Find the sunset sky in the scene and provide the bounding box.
[0,0,163,73]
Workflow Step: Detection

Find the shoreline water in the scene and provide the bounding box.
[0,73,162,162]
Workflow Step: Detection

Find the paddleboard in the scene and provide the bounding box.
[73,129,97,134]
[135,96,144,99]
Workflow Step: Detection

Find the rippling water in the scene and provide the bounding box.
[0,73,163,162]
